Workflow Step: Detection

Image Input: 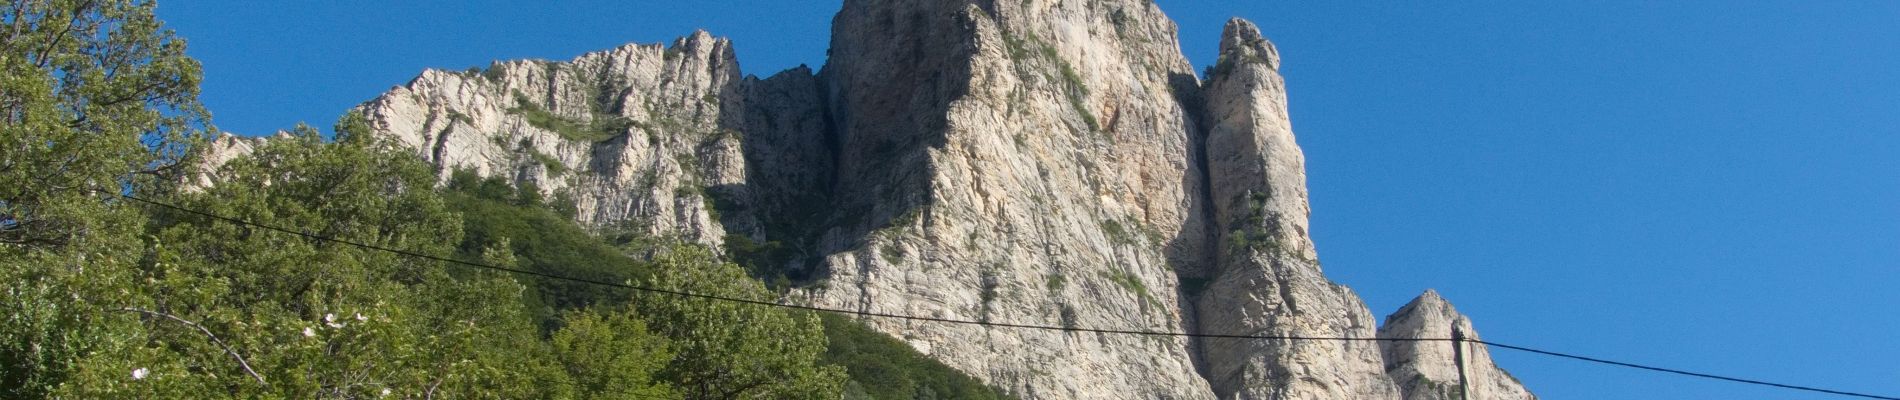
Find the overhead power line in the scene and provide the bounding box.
[1477,340,1896,400]
[116,192,1900,400]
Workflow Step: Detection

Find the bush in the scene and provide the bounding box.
[821,314,1015,400]
[506,94,631,142]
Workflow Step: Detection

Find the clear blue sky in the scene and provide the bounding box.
[159,1,1900,398]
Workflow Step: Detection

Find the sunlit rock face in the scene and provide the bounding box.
[1379,290,1537,400]
[313,2,1537,398]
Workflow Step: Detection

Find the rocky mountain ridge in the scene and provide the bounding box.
[204,1,1535,398]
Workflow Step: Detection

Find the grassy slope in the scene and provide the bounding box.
[443,175,1014,399]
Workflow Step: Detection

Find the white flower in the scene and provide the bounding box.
[354,312,367,322]
[323,313,336,323]
[303,327,316,337]
[131,367,149,380]
[381,388,391,397]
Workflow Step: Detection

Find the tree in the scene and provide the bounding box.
[0,0,207,247]
[552,308,675,400]
[639,245,845,399]
[98,115,571,398]
[0,1,208,397]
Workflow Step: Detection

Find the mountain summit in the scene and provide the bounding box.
[206,1,1540,398]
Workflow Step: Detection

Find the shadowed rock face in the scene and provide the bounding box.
[1380,290,1537,400]
[807,1,1218,398]
[195,1,1537,399]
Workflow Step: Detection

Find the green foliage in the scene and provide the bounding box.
[0,6,995,398]
[701,186,745,223]
[1103,270,1159,309]
[890,208,921,229]
[506,94,631,142]
[999,31,1098,133]
[445,172,644,326]
[1,1,209,396]
[820,315,1015,400]
[1064,58,1094,93]
[638,246,846,399]
[873,207,924,263]
[5,110,853,397]
[1228,191,1291,257]
[0,0,207,249]
[880,242,906,264]
[724,234,795,286]
[1068,90,1099,132]
[446,109,475,125]
[448,174,848,399]
[1002,31,1033,61]
[1045,273,1068,292]
[551,308,675,399]
[118,116,567,398]
[1207,48,1270,78]
[1101,218,1134,245]
[530,149,568,175]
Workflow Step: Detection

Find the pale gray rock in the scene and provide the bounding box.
[195,2,1538,399]
[807,1,1215,398]
[352,30,777,249]
[1195,18,1400,400]
[1380,290,1536,400]
[188,133,264,190]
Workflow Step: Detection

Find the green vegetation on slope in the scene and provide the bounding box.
[446,168,846,399]
[444,170,643,326]
[5,105,845,398]
[0,3,1010,398]
[822,314,1015,400]
[507,93,633,142]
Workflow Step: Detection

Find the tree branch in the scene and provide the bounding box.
[0,5,26,55]
[33,0,94,69]
[116,307,268,386]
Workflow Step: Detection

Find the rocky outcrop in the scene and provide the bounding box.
[1194,18,1400,399]
[353,31,823,249]
[188,133,271,190]
[267,1,1539,399]
[1380,291,1536,400]
[807,1,1213,398]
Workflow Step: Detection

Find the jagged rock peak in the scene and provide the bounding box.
[1194,14,1399,400]
[347,28,803,250]
[181,3,1540,399]
[1379,290,1537,400]
[1218,18,1281,71]
[806,1,1221,399]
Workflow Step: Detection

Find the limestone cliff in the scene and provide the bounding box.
[809,1,1212,398]
[1379,291,1536,400]
[350,31,839,254]
[222,1,1542,398]
[1195,18,1398,399]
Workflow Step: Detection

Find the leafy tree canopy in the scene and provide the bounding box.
[2,2,1004,399]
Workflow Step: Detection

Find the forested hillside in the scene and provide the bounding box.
[0,1,1007,398]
